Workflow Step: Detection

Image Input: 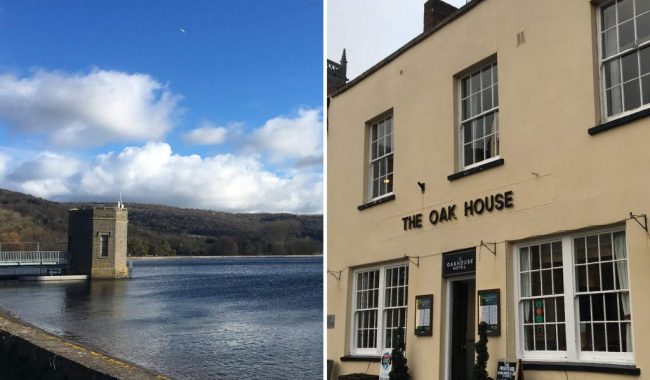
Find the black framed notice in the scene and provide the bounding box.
[478,289,501,336]
[414,294,433,336]
[496,359,522,380]
[442,249,476,277]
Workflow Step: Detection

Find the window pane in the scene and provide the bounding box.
[493,84,499,106]
[385,135,392,154]
[622,52,640,82]
[641,46,650,75]
[618,0,634,22]
[557,298,565,322]
[587,235,599,263]
[542,270,552,295]
[473,118,485,139]
[588,263,602,291]
[553,268,564,294]
[482,88,492,110]
[474,138,485,163]
[546,324,557,350]
[464,143,474,166]
[545,298,557,322]
[481,67,491,89]
[520,247,530,270]
[531,271,541,296]
[638,0,650,14]
[471,73,480,94]
[593,323,607,351]
[643,75,650,104]
[576,265,587,292]
[531,245,541,270]
[619,19,635,51]
[606,293,620,320]
[520,273,531,297]
[638,12,650,43]
[385,117,392,135]
[541,243,552,269]
[592,294,605,321]
[624,79,641,110]
[602,28,618,58]
[485,135,494,159]
[607,323,622,352]
[386,174,393,193]
[601,261,615,291]
[534,325,546,350]
[552,241,563,267]
[525,325,535,350]
[371,124,378,141]
[558,324,567,350]
[600,234,613,260]
[581,323,593,351]
[462,98,470,120]
[575,237,586,264]
[471,92,481,116]
[463,123,473,144]
[604,59,621,88]
[492,64,498,82]
[602,2,617,29]
[579,294,592,321]
[462,78,470,98]
[607,85,623,116]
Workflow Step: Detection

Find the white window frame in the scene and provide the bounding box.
[458,60,499,170]
[350,262,408,356]
[597,0,650,122]
[513,227,635,365]
[367,113,394,202]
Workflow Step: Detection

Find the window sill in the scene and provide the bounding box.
[447,158,504,181]
[357,194,395,211]
[589,107,650,135]
[340,355,381,362]
[523,361,640,376]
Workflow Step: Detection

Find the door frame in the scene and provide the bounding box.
[443,274,475,380]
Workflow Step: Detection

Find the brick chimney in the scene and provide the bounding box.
[423,0,458,32]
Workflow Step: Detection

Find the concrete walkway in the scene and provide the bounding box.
[0,310,170,380]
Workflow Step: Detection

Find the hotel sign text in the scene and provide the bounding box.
[401,191,514,231]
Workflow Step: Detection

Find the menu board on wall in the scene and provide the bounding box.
[414,294,433,336]
[478,289,501,336]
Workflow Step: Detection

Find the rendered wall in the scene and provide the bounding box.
[327,0,650,378]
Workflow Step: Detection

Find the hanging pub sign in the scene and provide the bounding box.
[401,190,514,231]
[478,289,501,336]
[442,249,475,277]
[414,294,433,336]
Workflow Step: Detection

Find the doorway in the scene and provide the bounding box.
[446,277,476,380]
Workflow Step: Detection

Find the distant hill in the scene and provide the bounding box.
[0,188,323,256]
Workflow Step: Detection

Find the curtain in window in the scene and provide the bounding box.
[520,249,532,323]
[613,232,632,351]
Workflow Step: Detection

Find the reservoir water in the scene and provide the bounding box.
[0,256,323,379]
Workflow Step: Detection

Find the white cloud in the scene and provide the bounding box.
[184,121,230,145]
[328,0,467,79]
[248,108,322,165]
[3,152,82,198]
[0,143,322,213]
[0,69,181,147]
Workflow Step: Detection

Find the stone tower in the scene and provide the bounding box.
[68,203,129,279]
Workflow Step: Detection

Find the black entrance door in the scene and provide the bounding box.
[450,279,475,380]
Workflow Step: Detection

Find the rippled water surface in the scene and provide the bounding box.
[0,256,323,379]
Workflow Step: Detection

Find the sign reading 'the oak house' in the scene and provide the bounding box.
[401,191,514,231]
[442,249,475,277]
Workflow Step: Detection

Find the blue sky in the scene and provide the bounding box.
[0,0,323,213]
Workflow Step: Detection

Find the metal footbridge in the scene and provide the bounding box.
[0,243,70,277]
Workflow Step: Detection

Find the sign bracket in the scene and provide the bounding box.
[405,255,420,267]
[629,212,648,232]
[480,240,497,255]
[327,270,341,282]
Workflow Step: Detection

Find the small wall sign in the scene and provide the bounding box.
[379,350,392,380]
[478,289,501,336]
[442,249,476,277]
[414,294,433,336]
[496,359,523,380]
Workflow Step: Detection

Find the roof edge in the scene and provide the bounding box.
[330,0,486,98]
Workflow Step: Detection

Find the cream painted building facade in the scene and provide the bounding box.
[327,0,650,379]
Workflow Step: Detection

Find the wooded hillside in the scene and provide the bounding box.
[0,188,322,256]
